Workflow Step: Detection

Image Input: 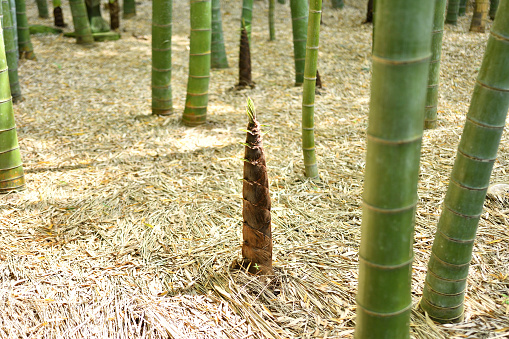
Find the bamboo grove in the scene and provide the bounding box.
[0,1,507,337]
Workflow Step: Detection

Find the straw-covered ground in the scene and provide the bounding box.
[0,0,508,338]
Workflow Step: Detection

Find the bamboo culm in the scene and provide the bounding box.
[290,0,308,86]
[446,0,460,24]
[458,0,467,15]
[490,0,499,19]
[268,0,275,41]
[69,0,94,44]
[355,0,434,337]
[35,0,49,18]
[241,0,253,43]
[15,0,35,59]
[421,0,509,323]
[424,0,447,129]
[0,11,24,192]
[123,0,135,18]
[182,0,211,126]
[470,0,489,32]
[301,0,321,179]
[152,0,172,115]
[211,0,228,69]
[1,0,21,102]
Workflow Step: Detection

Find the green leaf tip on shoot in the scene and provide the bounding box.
[246,97,256,123]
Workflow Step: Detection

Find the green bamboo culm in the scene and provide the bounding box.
[301,0,321,179]
[15,0,35,59]
[278,0,285,4]
[8,0,17,59]
[268,0,275,41]
[123,0,135,18]
[211,0,228,69]
[446,0,460,24]
[424,0,447,129]
[241,0,253,43]
[182,0,211,126]
[1,0,21,102]
[35,0,49,18]
[69,0,93,44]
[290,0,308,86]
[355,0,435,338]
[331,0,344,9]
[458,0,467,15]
[420,0,509,323]
[151,0,172,115]
[0,12,25,192]
[489,0,499,19]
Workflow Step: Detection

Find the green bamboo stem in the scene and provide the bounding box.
[15,0,35,59]
[446,0,460,24]
[69,0,94,44]
[490,0,499,19]
[86,0,110,33]
[424,0,447,129]
[35,0,49,18]
[458,0,467,15]
[152,0,172,115]
[421,0,509,323]
[211,0,228,69]
[355,0,434,337]
[268,0,275,41]
[241,0,253,43]
[182,0,211,126]
[331,0,344,9]
[9,0,17,59]
[301,0,321,179]
[277,0,285,4]
[0,12,24,192]
[123,0,135,18]
[290,0,308,86]
[1,0,21,102]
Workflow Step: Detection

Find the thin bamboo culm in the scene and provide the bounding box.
[489,0,499,19]
[446,0,460,24]
[15,0,35,59]
[35,0,49,18]
[355,0,434,337]
[268,0,275,41]
[0,11,24,192]
[301,0,321,179]
[69,0,94,44]
[458,0,467,15]
[211,0,228,69]
[182,0,211,126]
[151,0,172,115]
[424,0,447,129]
[290,0,308,86]
[1,0,21,102]
[241,0,253,42]
[123,0,135,18]
[470,0,489,32]
[421,0,509,323]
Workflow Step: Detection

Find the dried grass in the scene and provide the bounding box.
[0,0,508,338]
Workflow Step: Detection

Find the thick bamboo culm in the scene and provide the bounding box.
[421,0,509,323]
[1,0,22,102]
[470,0,489,32]
[446,0,460,24]
[241,0,253,42]
[490,0,499,19]
[15,0,36,59]
[0,12,25,192]
[8,0,17,58]
[123,0,135,18]
[182,0,211,126]
[301,0,321,179]
[151,0,172,115]
[69,0,94,44]
[211,0,228,69]
[290,0,308,86]
[424,0,447,129]
[355,0,434,337]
